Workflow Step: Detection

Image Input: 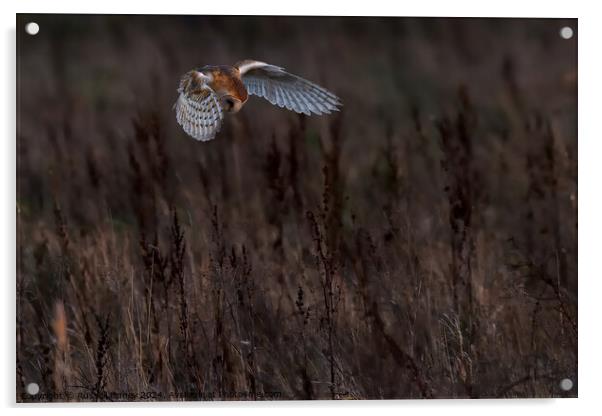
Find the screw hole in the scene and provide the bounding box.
[559,378,573,391]
[25,22,40,36]
[26,382,39,395]
[560,26,573,40]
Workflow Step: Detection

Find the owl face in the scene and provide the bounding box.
[220,95,243,113]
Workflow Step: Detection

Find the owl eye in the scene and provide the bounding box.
[220,96,236,110]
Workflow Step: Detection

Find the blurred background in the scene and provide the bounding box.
[17,15,577,400]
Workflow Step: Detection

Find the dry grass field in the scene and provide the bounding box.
[16,15,577,401]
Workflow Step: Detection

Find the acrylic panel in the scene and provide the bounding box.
[16,14,577,402]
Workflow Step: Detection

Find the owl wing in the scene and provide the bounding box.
[174,71,224,141]
[236,60,342,116]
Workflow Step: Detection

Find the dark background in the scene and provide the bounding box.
[17,15,577,400]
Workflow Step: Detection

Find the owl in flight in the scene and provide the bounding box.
[174,59,342,141]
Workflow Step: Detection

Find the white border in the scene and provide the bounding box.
[5,0,584,17]
[3,1,600,415]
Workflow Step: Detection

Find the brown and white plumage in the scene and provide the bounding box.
[174,59,341,141]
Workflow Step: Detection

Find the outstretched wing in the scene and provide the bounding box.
[235,60,342,116]
[174,71,224,141]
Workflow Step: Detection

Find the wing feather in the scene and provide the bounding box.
[294,88,315,115]
[174,71,224,142]
[237,61,342,116]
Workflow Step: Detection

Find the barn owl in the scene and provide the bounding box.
[174,59,342,141]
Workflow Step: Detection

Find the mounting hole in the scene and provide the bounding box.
[25,22,40,36]
[560,26,573,40]
[26,382,39,395]
[559,378,573,391]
